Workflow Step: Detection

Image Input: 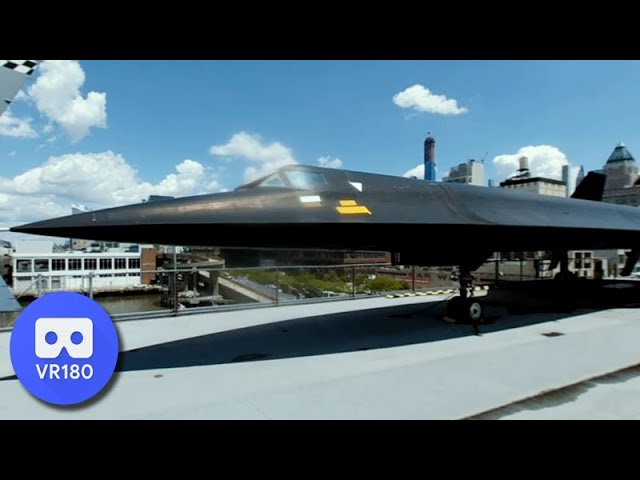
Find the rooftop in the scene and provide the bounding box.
[607,142,636,164]
[12,251,142,258]
[500,176,566,187]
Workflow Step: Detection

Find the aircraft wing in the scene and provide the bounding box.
[0,274,20,313]
[0,60,39,117]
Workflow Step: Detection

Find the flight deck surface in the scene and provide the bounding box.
[1,293,639,419]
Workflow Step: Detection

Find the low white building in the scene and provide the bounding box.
[11,248,149,297]
[499,177,567,197]
[499,156,567,197]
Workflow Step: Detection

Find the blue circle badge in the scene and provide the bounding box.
[10,291,119,406]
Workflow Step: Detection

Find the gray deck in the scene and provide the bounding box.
[1,293,640,419]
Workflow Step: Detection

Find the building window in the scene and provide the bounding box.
[575,252,582,269]
[34,259,49,272]
[100,259,112,270]
[16,260,32,273]
[68,259,82,270]
[584,252,592,269]
[114,258,127,269]
[51,277,61,289]
[128,258,140,269]
[84,259,97,270]
[52,259,66,271]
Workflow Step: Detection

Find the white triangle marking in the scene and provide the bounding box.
[349,181,363,192]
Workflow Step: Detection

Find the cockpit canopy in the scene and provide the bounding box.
[236,167,330,191]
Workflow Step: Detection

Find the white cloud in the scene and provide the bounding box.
[403,164,424,179]
[0,192,69,226]
[210,131,297,182]
[393,84,468,116]
[0,152,222,224]
[317,156,343,169]
[27,60,107,142]
[492,145,569,182]
[151,159,218,198]
[0,110,38,138]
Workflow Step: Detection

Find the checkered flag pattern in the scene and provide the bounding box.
[2,60,39,76]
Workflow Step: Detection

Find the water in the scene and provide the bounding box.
[0,293,165,328]
[97,294,165,315]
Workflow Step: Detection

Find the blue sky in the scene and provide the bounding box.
[1,60,640,227]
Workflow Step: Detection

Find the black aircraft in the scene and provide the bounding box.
[11,164,640,321]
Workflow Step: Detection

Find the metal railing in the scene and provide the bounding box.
[2,262,465,328]
[1,256,590,330]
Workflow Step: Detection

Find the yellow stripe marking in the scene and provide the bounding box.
[337,199,371,215]
[303,203,323,208]
[337,206,371,215]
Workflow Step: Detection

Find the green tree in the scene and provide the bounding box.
[364,276,409,293]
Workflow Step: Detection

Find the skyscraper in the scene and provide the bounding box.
[443,159,485,186]
[575,165,585,190]
[424,133,436,181]
[562,165,569,197]
[601,143,640,206]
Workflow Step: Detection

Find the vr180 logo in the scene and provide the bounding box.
[34,318,94,380]
[10,292,119,406]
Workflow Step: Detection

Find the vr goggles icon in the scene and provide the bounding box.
[35,318,94,359]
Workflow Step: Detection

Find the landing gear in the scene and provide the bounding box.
[445,270,485,326]
[552,250,577,282]
[551,250,581,312]
[621,248,639,277]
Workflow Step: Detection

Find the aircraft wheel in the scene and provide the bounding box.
[446,297,483,323]
[467,299,483,322]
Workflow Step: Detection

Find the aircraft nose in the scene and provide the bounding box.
[12,210,108,237]
[8,187,338,247]
[11,202,151,239]
[8,189,283,243]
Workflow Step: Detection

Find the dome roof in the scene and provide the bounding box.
[607,143,635,163]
